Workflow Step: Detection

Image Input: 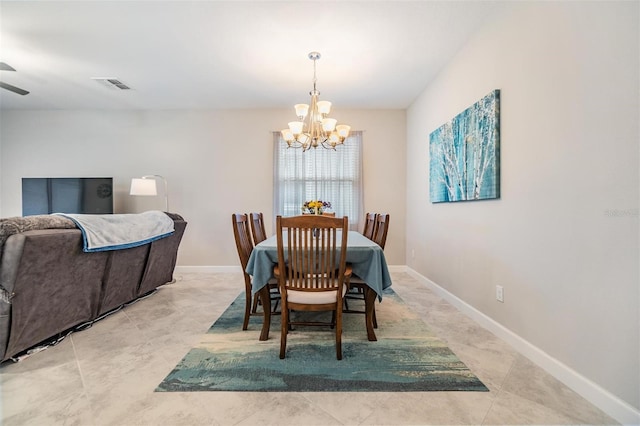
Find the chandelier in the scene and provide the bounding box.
[281,52,351,151]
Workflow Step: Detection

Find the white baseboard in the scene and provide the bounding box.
[405,267,640,426]
[387,264,407,273]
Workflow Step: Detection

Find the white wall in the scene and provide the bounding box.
[406,0,638,415]
[2,0,636,419]
[0,108,406,266]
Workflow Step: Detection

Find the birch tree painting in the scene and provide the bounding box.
[429,90,500,203]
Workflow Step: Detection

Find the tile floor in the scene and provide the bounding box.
[0,271,618,425]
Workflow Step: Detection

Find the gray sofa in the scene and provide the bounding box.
[0,212,187,362]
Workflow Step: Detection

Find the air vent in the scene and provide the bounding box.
[92,77,132,90]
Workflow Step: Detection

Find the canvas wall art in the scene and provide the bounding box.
[429,89,500,203]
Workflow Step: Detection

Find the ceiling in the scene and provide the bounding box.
[0,1,502,110]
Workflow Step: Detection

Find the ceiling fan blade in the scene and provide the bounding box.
[0,81,29,96]
[0,62,16,71]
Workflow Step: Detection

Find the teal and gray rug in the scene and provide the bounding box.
[156,289,488,392]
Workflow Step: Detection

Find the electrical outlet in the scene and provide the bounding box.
[496,285,504,303]
[411,249,415,259]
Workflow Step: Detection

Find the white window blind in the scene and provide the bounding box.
[273,131,364,230]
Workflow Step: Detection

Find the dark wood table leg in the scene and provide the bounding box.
[258,286,271,341]
[364,287,377,341]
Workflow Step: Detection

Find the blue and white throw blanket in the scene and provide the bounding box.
[54,210,174,252]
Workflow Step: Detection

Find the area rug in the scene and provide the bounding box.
[156,289,488,392]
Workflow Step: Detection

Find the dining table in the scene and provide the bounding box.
[245,230,393,341]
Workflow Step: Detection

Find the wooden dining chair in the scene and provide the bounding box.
[276,214,351,360]
[249,212,267,246]
[372,213,390,249]
[250,212,278,313]
[362,212,377,240]
[345,213,390,328]
[232,213,278,331]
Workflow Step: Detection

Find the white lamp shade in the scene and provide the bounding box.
[298,133,310,144]
[336,124,351,138]
[294,104,309,118]
[288,121,304,135]
[317,100,331,114]
[322,118,337,132]
[281,129,294,141]
[130,178,157,196]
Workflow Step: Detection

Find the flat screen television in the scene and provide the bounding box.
[22,177,113,216]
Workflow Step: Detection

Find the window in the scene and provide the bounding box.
[273,131,363,230]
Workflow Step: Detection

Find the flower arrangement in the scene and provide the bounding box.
[302,200,332,215]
